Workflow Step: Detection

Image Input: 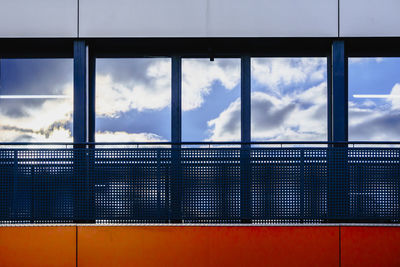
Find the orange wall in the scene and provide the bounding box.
[78,226,339,267]
[0,226,76,267]
[1,226,400,267]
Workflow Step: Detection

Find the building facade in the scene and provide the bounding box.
[0,0,400,266]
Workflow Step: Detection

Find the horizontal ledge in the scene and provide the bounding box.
[1,223,399,227]
[0,141,400,145]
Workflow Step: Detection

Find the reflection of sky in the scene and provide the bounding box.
[182,59,241,141]
[349,58,400,141]
[95,58,171,142]
[1,57,400,143]
[251,58,327,141]
[0,59,73,142]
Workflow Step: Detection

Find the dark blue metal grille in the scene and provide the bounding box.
[0,144,399,224]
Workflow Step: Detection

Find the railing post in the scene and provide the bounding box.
[328,40,349,220]
[88,44,96,222]
[300,149,305,221]
[11,150,18,220]
[241,56,251,223]
[171,56,182,222]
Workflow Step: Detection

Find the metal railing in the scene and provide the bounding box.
[0,142,399,224]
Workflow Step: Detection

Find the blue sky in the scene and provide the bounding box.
[0,57,399,142]
[349,58,400,141]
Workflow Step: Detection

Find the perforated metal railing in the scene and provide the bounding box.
[0,142,399,224]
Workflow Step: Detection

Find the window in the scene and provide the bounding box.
[182,58,241,142]
[0,58,73,142]
[349,57,400,141]
[251,58,327,141]
[95,58,171,142]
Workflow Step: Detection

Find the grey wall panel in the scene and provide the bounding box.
[207,0,338,37]
[0,0,77,37]
[79,0,208,37]
[340,0,400,37]
[80,0,338,37]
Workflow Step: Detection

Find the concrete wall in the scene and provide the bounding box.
[0,0,399,37]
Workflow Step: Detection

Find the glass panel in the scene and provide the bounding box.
[251,58,327,141]
[0,58,73,142]
[349,57,400,141]
[182,58,241,142]
[95,58,171,142]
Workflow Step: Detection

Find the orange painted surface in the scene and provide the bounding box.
[0,226,76,267]
[78,226,339,267]
[341,227,400,267]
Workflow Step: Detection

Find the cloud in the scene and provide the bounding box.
[0,122,72,142]
[349,83,400,141]
[96,58,241,119]
[0,59,73,118]
[388,83,400,110]
[207,98,241,141]
[96,59,171,117]
[182,59,240,111]
[251,58,326,94]
[95,131,166,142]
[0,82,73,142]
[349,58,384,64]
[207,82,328,141]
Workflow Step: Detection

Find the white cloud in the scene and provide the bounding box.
[251,58,326,93]
[349,58,384,64]
[182,59,240,111]
[207,82,328,141]
[96,59,171,117]
[348,83,400,141]
[96,58,241,117]
[207,98,241,141]
[205,58,328,142]
[0,83,73,142]
[388,83,400,110]
[95,131,166,142]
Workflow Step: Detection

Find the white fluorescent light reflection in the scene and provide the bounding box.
[353,94,400,99]
[0,95,70,99]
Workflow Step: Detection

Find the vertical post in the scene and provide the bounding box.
[241,56,251,223]
[327,54,333,143]
[171,56,182,222]
[87,43,96,222]
[73,40,88,222]
[328,40,349,220]
[74,40,88,145]
[332,41,348,143]
[88,47,96,144]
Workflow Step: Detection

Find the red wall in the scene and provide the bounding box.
[341,227,400,267]
[0,226,399,267]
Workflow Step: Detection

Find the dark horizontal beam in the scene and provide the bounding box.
[2,37,400,58]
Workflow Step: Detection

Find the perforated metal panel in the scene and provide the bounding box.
[0,145,399,224]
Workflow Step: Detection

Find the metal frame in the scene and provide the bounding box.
[1,37,400,224]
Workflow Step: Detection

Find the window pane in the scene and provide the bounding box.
[349,57,400,141]
[96,58,171,142]
[251,58,327,141]
[182,58,241,141]
[0,59,73,142]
